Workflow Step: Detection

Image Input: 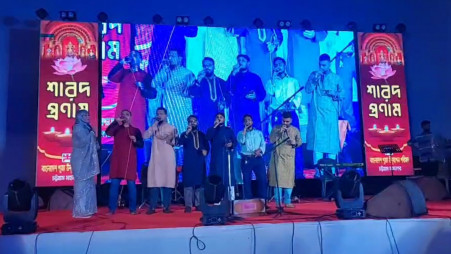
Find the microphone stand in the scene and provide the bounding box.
[261,86,305,127]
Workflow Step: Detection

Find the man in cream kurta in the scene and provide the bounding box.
[269,112,302,208]
[144,107,177,214]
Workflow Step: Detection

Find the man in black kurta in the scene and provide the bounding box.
[179,115,209,213]
[189,57,230,132]
[206,113,237,188]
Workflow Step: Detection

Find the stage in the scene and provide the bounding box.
[1,199,451,254]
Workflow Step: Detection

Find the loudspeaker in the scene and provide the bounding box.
[409,176,448,201]
[366,180,428,218]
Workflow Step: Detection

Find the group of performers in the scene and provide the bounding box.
[71,51,344,218]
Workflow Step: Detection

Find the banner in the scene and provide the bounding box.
[36,21,99,186]
[358,33,413,176]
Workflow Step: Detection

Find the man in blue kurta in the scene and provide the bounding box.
[227,54,266,133]
[306,54,342,176]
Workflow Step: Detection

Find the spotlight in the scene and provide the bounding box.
[395,23,407,33]
[335,170,366,219]
[253,18,264,28]
[203,16,214,26]
[277,20,292,29]
[153,14,163,24]
[373,23,387,32]
[35,8,49,20]
[60,11,77,21]
[1,179,38,234]
[346,21,357,31]
[176,16,190,25]
[300,19,312,30]
[97,12,108,23]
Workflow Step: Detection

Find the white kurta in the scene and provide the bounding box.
[152,66,195,133]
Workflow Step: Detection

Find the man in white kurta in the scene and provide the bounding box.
[305,54,342,172]
[151,49,195,133]
[265,57,302,134]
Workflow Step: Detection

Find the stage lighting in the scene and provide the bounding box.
[153,14,163,24]
[277,20,292,29]
[97,12,108,23]
[300,19,312,30]
[346,21,357,31]
[60,11,77,21]
[395,23,407,33]
[253,18,264,28]
[35,8,48,20]
[203,16,214,26]
[2,179,38,235]
[335,170,366,219]
[373,23,387,32]
[176,16,189,25]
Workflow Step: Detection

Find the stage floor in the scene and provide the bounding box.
[11,199,451,233]
[1,199,451,254]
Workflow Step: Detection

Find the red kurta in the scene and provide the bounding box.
[109,68,149,132]
[106,122,143,181]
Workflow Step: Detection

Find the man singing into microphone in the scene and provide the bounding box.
[228,55,266,132]
[179,115,210,213]
[108,51,156,132]
[237,115,267,199]
[206,113,237,188]
[305,54,342,177]
[269,112,302,208]
[105,109,144,215]
[189,57,230,132]
[265,57,302,133]
[144,107,177,214]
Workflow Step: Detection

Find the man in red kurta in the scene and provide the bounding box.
[106,109,144,214]
[108,50,156,132]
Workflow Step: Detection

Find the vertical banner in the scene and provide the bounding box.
[36,21,99,186]
[358,33,413,176]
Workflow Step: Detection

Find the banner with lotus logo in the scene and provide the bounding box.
[358,33,413,176]
[37,21,99,186]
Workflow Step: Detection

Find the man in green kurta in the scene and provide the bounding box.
[305,54,342,176]
[269,112,302,208]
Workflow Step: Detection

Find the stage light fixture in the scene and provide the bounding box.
[300,19,312,30]
[60,11,77,21]
[346,21,357,31]
[395,23,407,33]
[373,23,387,32]
[97,12,108,23]
[35,8,49,20]
[2,179,38,235]
[335,170,366,219]
[153,14,163,24]
[203,16,214,26]
[253,18,264,28]
[176,16,190,25]
[277,20,292,29]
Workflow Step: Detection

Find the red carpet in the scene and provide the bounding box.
[3,199,450,234]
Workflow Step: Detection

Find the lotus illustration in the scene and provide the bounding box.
[369,63,396,80]
[52,56,87,77]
